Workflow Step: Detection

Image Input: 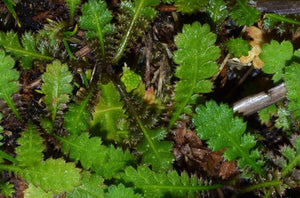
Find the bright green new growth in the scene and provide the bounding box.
[79,0,114,56]
[65,0,81,22]
[64,94,91,135]
[275,107,291,131]
[0,50,21,119]
[206,0,228,23]
[193,100,265,175]
[281,135,300,176]
[58,133,135,177]
[121,166,222,198]
[175,0,208,13]
[137,128,173,171]
[229,0,260,26]
[284,63,300,119]
[112,0,160,64]
[226,38,251,57]
[15,124,44,167]
[0,32,53,70]
[67,171,105,198]
[169,22,220,128]
[90,82,128,142]
[260,40,293,83]
[41,60,73,121]
[121,65,142,92]
[24,183,53,198]
[105,184,143,198]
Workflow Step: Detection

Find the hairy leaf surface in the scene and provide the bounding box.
[19,158,81,194]
[138,128,173,171]
[79,0,114,55]
[207,0,228,23]
[121,166,222,198]
[0,50,20,119]
[41,60,73,121]
[15,124,44,167]
[284,63,300,119]
[67,171,105,198]
[0,32,53,69]
[229,0,260,26]
[24,183,53,198]
[193,100,265,175]
[280,135,300,176]
[90,82,128,142]
[65,0,81,22]
[170,22,220,127]
[260,40,293,82]
[226,38,250,57]
[105,184,143,198]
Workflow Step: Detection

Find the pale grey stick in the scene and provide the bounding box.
[233,83,287,116]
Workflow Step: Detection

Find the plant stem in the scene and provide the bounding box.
[265,13,300,26]
[240,179,281,193]
[112,0,145,64]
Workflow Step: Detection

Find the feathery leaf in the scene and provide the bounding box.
[79,0,114,56]
[41,60,73,121]
[67,171,105,198]
[226,38,251,57]
[260,40,293,82]
[281,135,300,176]
[15,124,44,167]
[0,50,20,119]
[121,166,222,198]
[169,22,220,127]
[65,0,81,22]
[284,63,300,119]
[0,32,53,69]
[229,0,260,26]
[193,100,265,175]
[0,182,14,197]
[105,184,143,198]
[19,158,81,194]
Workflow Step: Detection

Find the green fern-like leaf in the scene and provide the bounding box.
[41,60,73,121]
[260,40,293,83]
[275,107,291,131]
[112,0,160,64]
[206,0,228,23]
[121,65,142,93]
[0,31,53,69]
[90,82,129,142]
[226,38,251,57]
[24,183,53,198]
[64,94,92,135]
[229,0,260,26]
[281,135,300,176]
[79,0,114,56]
[193,100,265,175]
[67,171,105,198]
[121,166,222,198]
[137,128,173,171]
[105,184,143,198]
[258,104,277,125]
[0,182,15,197]
[169,22,220,127]
[284,63,300,119]
[0,50,21,119]
[15,124,44,167]
[99,145,135,179]
[175,0,208,13]
[19,158,81,194]
[65,0,81,22]
[58,133,134,176]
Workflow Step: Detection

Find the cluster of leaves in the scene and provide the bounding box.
[0,0,299,197]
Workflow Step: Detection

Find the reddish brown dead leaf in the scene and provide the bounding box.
[219,161,236,180]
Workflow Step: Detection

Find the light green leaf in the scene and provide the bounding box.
[226,38,251,57]
[0,182,15,197]
[169,22,220,127]
[24,183,53,198]
[0,50,20,119]
[15,124,44,167]
[41,60,73,121]
[193,100,265,175]
[65,0,81,22]
[260,40,293,83]
[258,104,277,124]
[105,184,143,198]
[121,65,142,93]
[175,0,208,13]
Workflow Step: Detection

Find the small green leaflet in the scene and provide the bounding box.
[65,0,81,22]
[105,184,143,198]
[226,38,250,57]
[24,183,53,198]
[260,40,293,83]
[229,0,260,26]
[193,100,265,175]
[121,65,142,93]
[175,0,208,13]
[206,0,228,23]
